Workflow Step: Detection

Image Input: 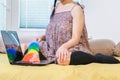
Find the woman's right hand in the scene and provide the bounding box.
[36,35,46,42]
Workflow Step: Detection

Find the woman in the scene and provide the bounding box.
[36,0,119,65]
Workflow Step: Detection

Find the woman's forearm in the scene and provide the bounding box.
[61,39,80,49]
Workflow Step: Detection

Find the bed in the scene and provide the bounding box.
[1,31,120,80]
[0,53,120,80]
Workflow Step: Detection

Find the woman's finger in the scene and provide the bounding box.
[63,50,67,62]
[36,38,42,42]
[57,50,61,62]
[63,52,66,62]
[59,50,63,62]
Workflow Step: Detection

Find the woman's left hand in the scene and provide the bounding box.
[56,45,71,65]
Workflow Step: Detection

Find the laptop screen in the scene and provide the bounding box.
[1,31,23,64]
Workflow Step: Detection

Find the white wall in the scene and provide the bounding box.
[83,0,120,43]
[5,0,120,43]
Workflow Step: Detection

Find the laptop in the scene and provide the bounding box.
[1,30,56,66]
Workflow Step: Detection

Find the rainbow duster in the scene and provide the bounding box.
[22,41,40,63]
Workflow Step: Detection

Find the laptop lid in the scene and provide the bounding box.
[1,30,56,66]
[1,30,23,64]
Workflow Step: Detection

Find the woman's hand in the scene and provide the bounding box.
[56,45,71,66]
[36,35,45,42]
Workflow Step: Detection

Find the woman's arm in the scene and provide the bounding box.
[56,5,85,65]
[36,34,46,42]
[62,5,84,49]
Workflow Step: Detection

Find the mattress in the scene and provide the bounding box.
[0,54,120,80]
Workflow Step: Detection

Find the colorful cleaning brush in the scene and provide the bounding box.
[22,41,40,63]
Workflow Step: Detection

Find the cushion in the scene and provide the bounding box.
[114,42,120,56]
[89,39,115,56]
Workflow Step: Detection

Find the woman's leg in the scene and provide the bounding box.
[70,51,97,65]
[94,53,120,64]
[70,51,120,65]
